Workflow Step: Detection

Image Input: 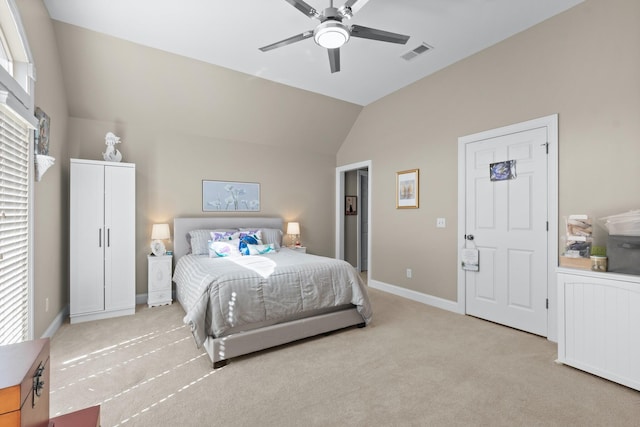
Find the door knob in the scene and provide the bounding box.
[465,234,474,241]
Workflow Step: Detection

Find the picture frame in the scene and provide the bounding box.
[34,107,50,155]
[202,180,260,212]
[396,169,419,209]
[345,196,357,215]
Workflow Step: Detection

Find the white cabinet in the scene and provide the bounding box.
[557,268,640,391]
[148,255,172,307]
[70,159,136,323]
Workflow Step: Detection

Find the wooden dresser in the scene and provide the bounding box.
[0,339,50,427]
[48,406,100,427]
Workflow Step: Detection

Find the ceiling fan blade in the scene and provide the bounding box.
[283,0,320,19]
[350,25,410,44]
[343,0,371,14]
[259,31,314,52]
[328,48,340,73]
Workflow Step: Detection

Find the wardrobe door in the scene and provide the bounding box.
[70,162,105,316]
[104,164,136,311]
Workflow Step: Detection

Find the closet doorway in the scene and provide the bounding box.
[336,161,372,283]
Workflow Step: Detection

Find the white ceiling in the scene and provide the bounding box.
[43,0,583,106]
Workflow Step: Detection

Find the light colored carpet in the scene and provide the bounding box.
[49,288,640,426]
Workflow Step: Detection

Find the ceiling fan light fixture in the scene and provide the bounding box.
[314,21,350,49]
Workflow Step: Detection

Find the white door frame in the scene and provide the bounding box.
[336,161,372,281]
[457,114,559,341]
[357,169,368,272]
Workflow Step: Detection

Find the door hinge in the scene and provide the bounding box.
[546,221,549,231]
[546,298,549,309]
[541,142,549,154]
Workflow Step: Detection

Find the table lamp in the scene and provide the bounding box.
[286,222,300,247]
[151,223,170,256]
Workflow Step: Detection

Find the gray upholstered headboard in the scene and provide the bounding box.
[173,217,284,260]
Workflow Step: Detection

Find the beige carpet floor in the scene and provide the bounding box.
[49,288,640,426]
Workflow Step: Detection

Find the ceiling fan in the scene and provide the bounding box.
[259,0,410,73]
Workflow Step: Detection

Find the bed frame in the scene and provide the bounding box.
[173,217,365,368]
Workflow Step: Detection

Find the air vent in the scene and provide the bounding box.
[401,43,434,61]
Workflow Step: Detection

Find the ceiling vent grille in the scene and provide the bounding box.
[401,43,433,61]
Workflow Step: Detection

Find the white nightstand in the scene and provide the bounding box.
[288,246,307,254]
[148,254,172,307]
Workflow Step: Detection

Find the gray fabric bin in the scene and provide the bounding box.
[607,235,640,275]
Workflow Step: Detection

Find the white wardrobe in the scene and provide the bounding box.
[70,159,136,324]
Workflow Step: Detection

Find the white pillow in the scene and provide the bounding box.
[188,229,236,255]
[245,243,277,255]
[208,239,242,258]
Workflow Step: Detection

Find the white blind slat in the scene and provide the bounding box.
[0,107,30,345]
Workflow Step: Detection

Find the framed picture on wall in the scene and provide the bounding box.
[202,180,260,212]
[345,196,357,215]
[396,169,419,209]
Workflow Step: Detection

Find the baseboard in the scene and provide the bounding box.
[41,304,69,339]
[136,293,148,305]
[369,279,463,314]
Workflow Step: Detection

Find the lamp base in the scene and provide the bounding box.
[150,239,166,256]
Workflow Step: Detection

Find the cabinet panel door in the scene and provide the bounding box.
[104,165,136,311]
[70,163,105,315]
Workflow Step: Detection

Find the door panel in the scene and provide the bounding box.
[104,165,136,311]
[465,127,548,336]
[70,163,105,315]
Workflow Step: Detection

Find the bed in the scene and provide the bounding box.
[172,217,372,368]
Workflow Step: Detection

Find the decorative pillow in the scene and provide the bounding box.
[240,228,282,248]
[211,230,243,242]
[245,243,276,256]
[208,239,242,258]
[238,231,263,255]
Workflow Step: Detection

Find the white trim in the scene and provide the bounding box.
[457,114,559,341]
[356,169,368,272]
[41,304,68,339]
[369,280,462,314]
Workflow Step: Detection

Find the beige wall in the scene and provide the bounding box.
[17,0,70,337]
[338,0,640,301]
[18,0,640,335]
[51,22,362,296]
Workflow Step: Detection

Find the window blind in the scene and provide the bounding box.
[0,106,30,345]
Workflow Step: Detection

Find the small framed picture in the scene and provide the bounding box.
[396,169,419,209]
[345,196,357,215]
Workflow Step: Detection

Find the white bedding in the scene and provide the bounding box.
[173,248,372,348]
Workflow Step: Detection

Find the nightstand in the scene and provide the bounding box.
[148,254,172,307]
[289,246,307,254]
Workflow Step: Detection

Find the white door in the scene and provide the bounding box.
[104,165,136,311]
[464,126,548,336]
[70,162,105,315]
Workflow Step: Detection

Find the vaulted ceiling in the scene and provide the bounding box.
[43,0,584,106]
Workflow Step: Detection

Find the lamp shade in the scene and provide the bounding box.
[286,222,300,235]
[151,223,171,240]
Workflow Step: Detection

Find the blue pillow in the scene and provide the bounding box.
[239,233,262,255]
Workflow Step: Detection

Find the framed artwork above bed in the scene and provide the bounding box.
[202,180,260,212]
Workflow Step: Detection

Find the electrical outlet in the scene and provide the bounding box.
[406,268,412,278]
[436,217,446,228]
[45,297,49,312]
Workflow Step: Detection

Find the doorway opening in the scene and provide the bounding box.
[336,161,372,284]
